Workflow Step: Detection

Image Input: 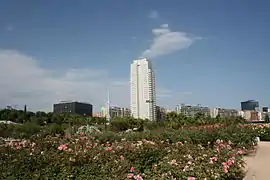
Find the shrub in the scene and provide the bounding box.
[0,122,41,139]
[40,123,66,137]
[0,135,246,180]
[77,125,102,137]
[109,117,144,132]
[251,125,270,141]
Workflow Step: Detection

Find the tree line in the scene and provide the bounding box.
[0,109,106,125]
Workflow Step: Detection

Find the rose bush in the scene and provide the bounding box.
[1,122,267,179]
[242,124,270,141]
[91,125,257,151]
[1,131,247,180]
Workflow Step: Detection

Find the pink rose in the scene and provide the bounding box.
[58,144,68,151]
[134,174,143,180]
[127,173,134,178]
[106,146,113,151]
[130,167,135,172]
[120,155,125,160]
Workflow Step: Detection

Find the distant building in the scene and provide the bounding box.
[101,106,131,118]
[210,108,239,118]
[261,107,270,121]
[93,112,103,117]
[262,112,270,121]
[164,109,175,113]
[238,110,245,118]
[262,107,269,113]
[241,100,259,111]
[156,106,166,121]
[242,110,261,121]
[53,101,93,116]
[240,100,261,121]
[176,104,210,117]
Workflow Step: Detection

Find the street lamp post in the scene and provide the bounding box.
[107,90,111,122]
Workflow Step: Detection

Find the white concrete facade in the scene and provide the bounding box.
[101,106,131,118]
[210,107,239,118]
[130,58,156,121]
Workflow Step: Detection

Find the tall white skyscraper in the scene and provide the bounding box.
[130,58,156,121]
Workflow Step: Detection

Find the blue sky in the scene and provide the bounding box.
[0,0,269,111]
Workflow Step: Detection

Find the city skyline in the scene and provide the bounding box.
[0,0,270,112]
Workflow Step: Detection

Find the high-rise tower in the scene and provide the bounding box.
[130,58,156,121]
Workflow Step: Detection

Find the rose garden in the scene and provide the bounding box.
[1,109,270,179]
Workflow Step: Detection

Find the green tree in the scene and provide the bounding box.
[36,111,47,117]
[7,110,18,121]
[51,114,64,124]
[165,112,178,121]
[17,114,26,123]
[265,114,270,123]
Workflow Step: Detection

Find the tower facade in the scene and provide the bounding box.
[130,58,156,121]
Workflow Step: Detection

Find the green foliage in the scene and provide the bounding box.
[265,114,270,123]
[77,125,102,138]
[0,108,248,134]
[0,122,41,139]
[252,124,270,141]
[0,135,247,179]
[1,112,268,179]
[0,109,105,126]
[165,112,247,127]
[40,123,66,137]
[95,131,122,143]
[109,117,144,132]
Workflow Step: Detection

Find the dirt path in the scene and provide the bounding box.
[244,141,270,180]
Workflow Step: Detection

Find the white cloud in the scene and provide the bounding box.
[0,50,178,112]
[156,89,192,101]
[180,92,192,95]
[148,10,159,19]
[156,88,172,99]
[160,24,168,28]
[132,36,137,40]
[0,50,129,112]
[141,24,200,59]
[5,24,14,31]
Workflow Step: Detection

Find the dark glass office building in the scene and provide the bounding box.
[53,101,93,116]
[241,100,259,111]
[262,107,269,113]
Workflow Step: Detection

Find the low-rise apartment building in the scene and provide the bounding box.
[210,108,239,118]
[100,106,131,118]
[176,104,211,117]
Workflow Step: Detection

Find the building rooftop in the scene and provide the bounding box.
[57,101,91,105]
[242,100,258,103]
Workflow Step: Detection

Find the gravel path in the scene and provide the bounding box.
[244,141,270,180]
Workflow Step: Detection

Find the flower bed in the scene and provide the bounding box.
[0,122,265,179]
[0,132,248,180]
[93,125,258,151]
[240,124,270,141]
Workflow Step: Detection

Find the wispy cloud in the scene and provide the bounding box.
[157,89,192,99]
[131,36,137,40]
[5,24,14,31]
[178,91,192,95]
[141,24,201,59]
[0,50,129,112]
[156,88,173,99]
[0,50,175,111]
[148,10,159,19]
